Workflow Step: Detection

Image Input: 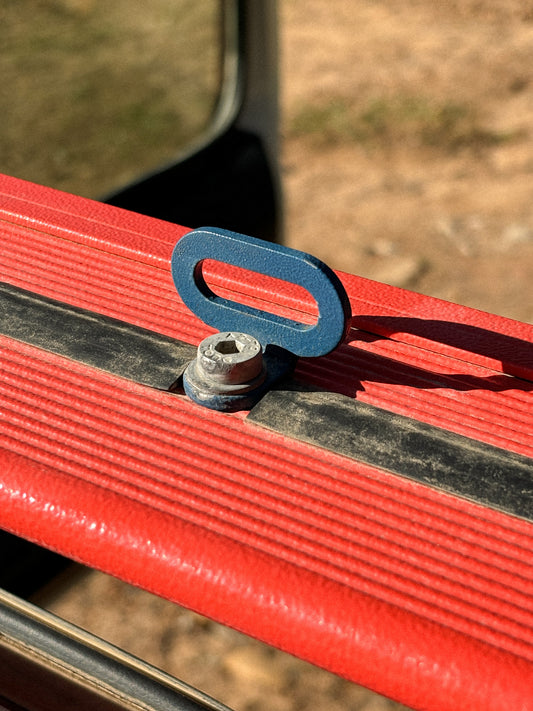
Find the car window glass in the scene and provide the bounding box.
[1,0,221,198]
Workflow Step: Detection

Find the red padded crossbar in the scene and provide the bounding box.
[1,174,532,711]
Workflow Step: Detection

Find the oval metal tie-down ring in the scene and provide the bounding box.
[171,227,351,357]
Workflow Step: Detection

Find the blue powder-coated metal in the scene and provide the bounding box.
[171,227,351,357]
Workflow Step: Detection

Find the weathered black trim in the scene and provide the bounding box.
[248,386,533,522]
[0,589,232,711]
[0,283,195,390]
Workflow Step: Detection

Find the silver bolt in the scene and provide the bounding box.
[188,332,266,394]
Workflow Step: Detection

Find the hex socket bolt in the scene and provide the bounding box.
[189,332,267,394]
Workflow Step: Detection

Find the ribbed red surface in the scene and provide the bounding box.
[1,175,532,711]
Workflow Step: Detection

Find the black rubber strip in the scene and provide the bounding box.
[0,589,232,711]
[0,282,196,390]
[3,282,531,521]
[248,386,533,522]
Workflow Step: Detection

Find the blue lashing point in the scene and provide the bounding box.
[171,227,351,411]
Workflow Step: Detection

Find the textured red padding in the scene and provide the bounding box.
[1,174,532,711]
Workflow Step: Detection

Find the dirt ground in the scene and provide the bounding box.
[283,0,533,324]
[29,2,533,711]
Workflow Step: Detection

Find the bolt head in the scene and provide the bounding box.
[196,332,264,385]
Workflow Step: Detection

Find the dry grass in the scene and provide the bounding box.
[290,94,515,150]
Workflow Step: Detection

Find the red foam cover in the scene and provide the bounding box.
[1,174,532,711]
